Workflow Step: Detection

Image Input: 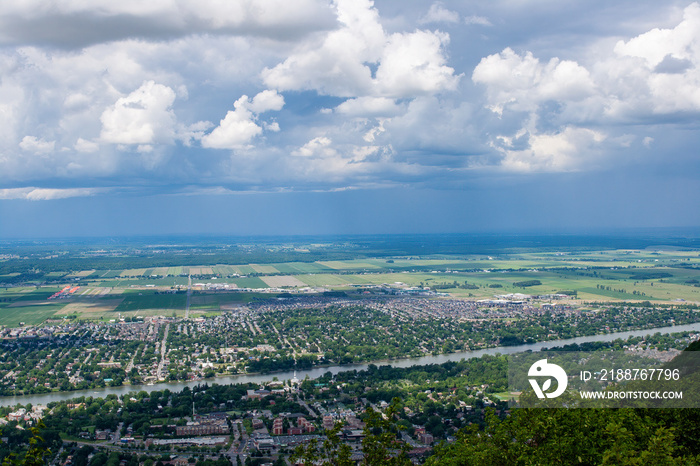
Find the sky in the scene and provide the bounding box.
[1,0,699,238]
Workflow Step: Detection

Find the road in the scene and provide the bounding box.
[49,445,64,466]
[156,323,169,381]
[226,421,249,464]
[65,439,202,461]
[185,274,192,319]
[112,422,124,444]
[297,396,318,418]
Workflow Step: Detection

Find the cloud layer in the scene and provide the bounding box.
[0,0,337,47]
[0,0,698,198]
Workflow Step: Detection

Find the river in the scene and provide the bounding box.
[3,321,700,407]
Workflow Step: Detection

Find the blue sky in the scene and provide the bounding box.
[1,0,699,237]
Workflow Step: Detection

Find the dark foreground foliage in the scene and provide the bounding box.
[426,407,700,466]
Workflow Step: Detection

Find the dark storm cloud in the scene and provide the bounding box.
[0,1,337,48]
[0,1,698,237]
[655,55,694,74]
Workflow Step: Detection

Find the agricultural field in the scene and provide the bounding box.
[55,298,124,320]
[231,265,256,275]
[0,302,67,327]
[296,273,357,287]
[271,262,333,274]
[229,276,269,288]
[185,266,214,275]
[250,264,278,274]
[65,269,95,278]
[0,244,699,326]
[318,260,383,270]
[260,275,307,288]
[212,265,235,275]
[0,287,68,326]
[113,290,187,313]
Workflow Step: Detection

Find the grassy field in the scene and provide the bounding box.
[189,292,266,310]
[297,274,357,287]
[0,303,68,326]
[272,262,333,274]
[318,260,384,270]
[232,265,256,275]
[1,248,698,326]
[213,265,235,275]
[261,275,307,287]
[56,299,124,318]
[187,266,214,275]
[229,276,268,289]
[66,269,96,278]
[250,264,279,274]
[0,287,68,325]
[120,268,147,277]
[113,291,187,313]
[189,294,225,311]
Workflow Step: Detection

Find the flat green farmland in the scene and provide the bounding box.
[272,262,333,274]
[232,265,256,275]
[297,274,357,287]
[213,265,236,275]
[0,289,68,326]
[317,260,383,270]
[0,303,68,326]
[113,291,187,313]
[120,268,148,277]
[230,276,268,288]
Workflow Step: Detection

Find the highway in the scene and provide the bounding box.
[156,323,169,381]
[185,274,192,318]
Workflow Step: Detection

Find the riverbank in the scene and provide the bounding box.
[2,321,700,407]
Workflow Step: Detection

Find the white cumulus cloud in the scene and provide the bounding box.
[420,3,460,24]
[19,136,55,154]
[473,48,595,116]
[0,187,101,200]
[609,2,700,114]
[464,15,491,26]
[292,137,337,158]
[248,89,285,114]
[74,138,100,153]
[336,97,401,117]
[471,4,700,173]
[100,80,177,145]
[262,0,459,100]
[201,90,284,150]
[497,127,607,173]
[614,3,700,67]
[375,30,460,98]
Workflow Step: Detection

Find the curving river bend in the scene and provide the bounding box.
[2,321,700,407]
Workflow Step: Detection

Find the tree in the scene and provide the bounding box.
[1,420,50,466]
[291,398,411,466]
[290,421,352,466]
[425,407,698,466]
[361,399,412,466]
